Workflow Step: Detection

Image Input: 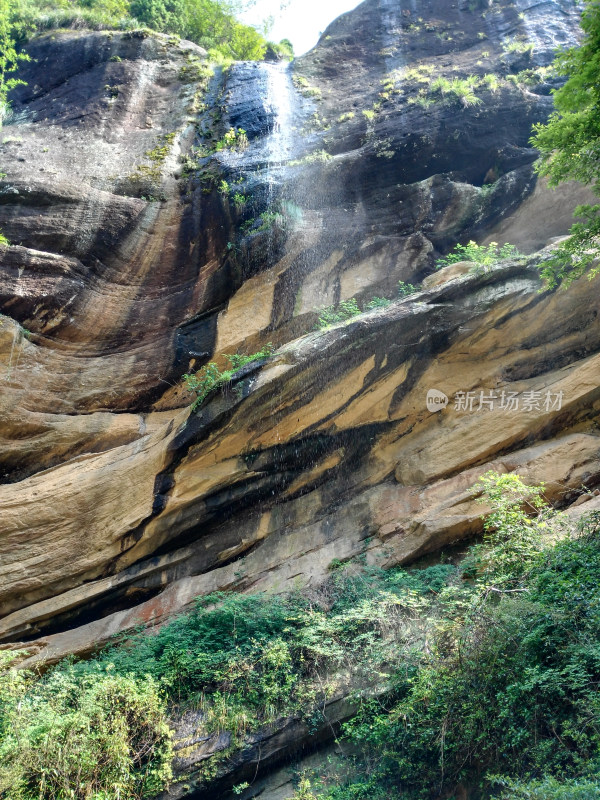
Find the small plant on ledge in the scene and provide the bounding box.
[436,240,521,273]
[183,344,275,410]
[397,280,418,297]
[315,284,421,330]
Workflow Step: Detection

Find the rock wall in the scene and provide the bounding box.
[1,0,599,677]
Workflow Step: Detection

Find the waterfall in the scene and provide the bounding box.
[264,62,295,168]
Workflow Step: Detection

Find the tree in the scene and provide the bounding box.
[531,0,600,287]
[0,0,29,126]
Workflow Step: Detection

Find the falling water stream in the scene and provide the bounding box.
[263,62,295,453]
[264,62,296,169]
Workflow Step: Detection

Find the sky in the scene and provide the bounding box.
[240,0,363,56]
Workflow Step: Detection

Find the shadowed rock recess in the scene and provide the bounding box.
[1,0,599,787]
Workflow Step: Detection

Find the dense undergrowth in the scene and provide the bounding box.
[298,478,600,800]
[2,473,600,799]
[6,0,283,62]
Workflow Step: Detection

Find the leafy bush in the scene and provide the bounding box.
[503,37,534,55]
[213,126,248,152]
[530,0,600,288]
[435,240,521,271]
[0,561,460,797]
[494,775,600,799]
[255,209,286,231]
[397,280,418,297]
[0,656,172,800]
[364,296,391,310]
[316,285,423,329]
[316,298,361,329]
[319,474,600,800]
[431,75,482,107]
[266,37,293,61]
[0,0,29,124]
[10,0,278,61]
[183,343,274,409]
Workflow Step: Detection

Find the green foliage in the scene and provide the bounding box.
[482,71,500,92]
[0,560,460,794]
[494,775,600,798]
[397,280,417,297]
[0,658,172,800]
[313,474,600,800]
[316,298,361,329]
[315,285,422,329]
[364,296,391,310]
[213,126,248,152]
[5,472,598,800]
[255,209,285,231]
[0,231,9,245]
[435,239,521,271]
[126,131,176,193]
[9,0,282,62]
[288,149,332,166]
[0,0,30,125]
[430,75,482,107]
[503,37,534,55]
[183,343,274,410]
[531,0,600,287]
[232,191,247,210]
[292,74,322,99]
[91,560,456,724]
[266,37,293,61]
[466,470,552,584]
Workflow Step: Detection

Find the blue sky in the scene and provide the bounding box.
[240,0,362,55]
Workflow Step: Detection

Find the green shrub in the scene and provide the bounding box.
[397,280,418,297]
[213,126,248,152]
[316,298,361,329]
[183,343,274,410]
[255,209,286,231]
[365,296,391,310]
[10,0,279,61]
[435,240,521,271]
[0,658,172,800]
[326,475,600,799]
[503,37,534,55]
[232,191,248,210]
[5,472,598,800]
[289,149,332,166]
[494,775,600,799]
[0,0,30,125]
[430,75,482,107]
[267,37,293,61]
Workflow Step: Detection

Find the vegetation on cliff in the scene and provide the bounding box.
[0,0,28,123]
[7,0,280,61]
[297,481,600,800]
[532,0,600,288]
[2,475,600,799]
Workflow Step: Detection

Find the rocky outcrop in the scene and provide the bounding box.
[4,251,600,667]
[1,0,598,685]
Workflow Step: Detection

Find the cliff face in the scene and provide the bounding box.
[0,0,597,682]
